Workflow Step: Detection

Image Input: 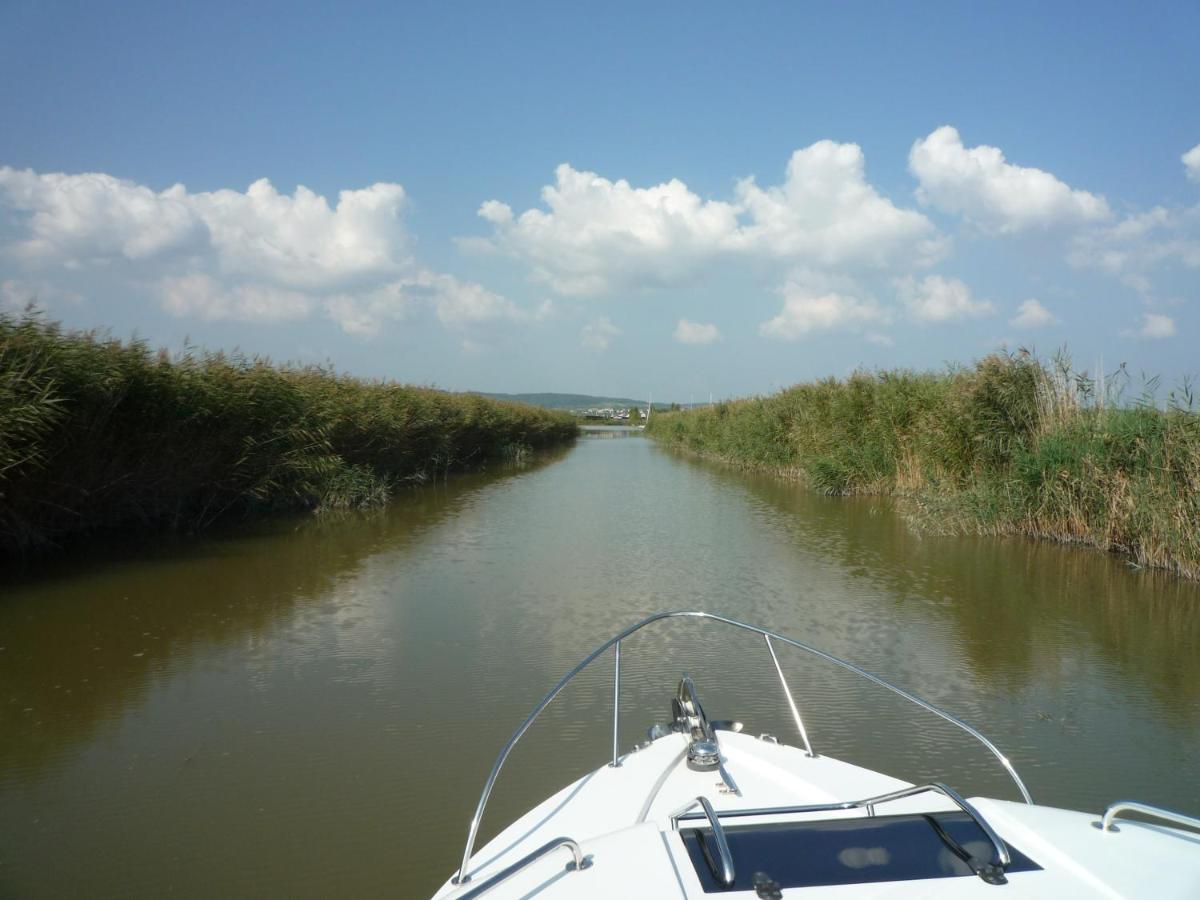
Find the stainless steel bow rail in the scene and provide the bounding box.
[452,611,1033,885]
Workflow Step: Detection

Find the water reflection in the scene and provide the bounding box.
[0,437,1196,900]
[0,452,573,777]
[714,456,1200,724]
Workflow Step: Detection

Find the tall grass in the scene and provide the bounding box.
[647,352,1200,580]
[0,313,576,553]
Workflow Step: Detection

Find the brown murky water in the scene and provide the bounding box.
[2,431,1198,898]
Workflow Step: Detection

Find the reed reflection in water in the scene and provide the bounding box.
[0,434,1196,899]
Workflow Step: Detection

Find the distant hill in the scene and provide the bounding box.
[473,392,666,410]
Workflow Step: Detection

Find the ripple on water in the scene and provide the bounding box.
[1,437,1198,899]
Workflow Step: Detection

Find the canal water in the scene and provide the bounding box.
[2,432,1198,897]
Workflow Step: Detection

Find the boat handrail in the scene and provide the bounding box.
[450,836,588,898]
[671,781,1012,870]
[1097,801,1200,834]
[452,611,1032,885]
[669,795,736,887]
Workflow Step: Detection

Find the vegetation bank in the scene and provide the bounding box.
[647,353,1200,580]
[0,313,576,554]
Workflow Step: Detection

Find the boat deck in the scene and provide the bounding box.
[433,729,1200,898]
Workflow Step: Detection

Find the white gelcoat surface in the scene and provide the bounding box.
[433,729,1200,898]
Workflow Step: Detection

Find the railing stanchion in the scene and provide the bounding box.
[765,634,816,758]
[611,640,621,767]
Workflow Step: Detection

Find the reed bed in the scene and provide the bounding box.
[647,353,1200,580]
[0,313,576,554]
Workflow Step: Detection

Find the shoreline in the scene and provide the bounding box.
[0,314,577,557]
[646,353,1200,582]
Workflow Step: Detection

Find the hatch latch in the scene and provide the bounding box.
[752,871,782,899]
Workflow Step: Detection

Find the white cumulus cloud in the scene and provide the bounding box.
[0,167,204,263]
[897,275,994,322]
[760,283,890,340]
[909,126,1110,233]
[0,167,410,287]
[732,141,945,266]
[1009,298,1057,328]
[420,271,521,327]
[160,273,315,323]
[1068,205,1200,277]
[1132,313,1177,339]
[477,143,942,296]
[674,319,720,345]
[1185,144,1200,184]
[0,165,538,337]
[188,179,410,289]
[479,164,739,295]
[320,271,523,337]
[1,278,82,312]
[581,316,620,351]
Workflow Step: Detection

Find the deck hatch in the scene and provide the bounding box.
[680,811,1041,891]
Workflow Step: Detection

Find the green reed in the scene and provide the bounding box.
[0,313,576,553]
[647,352,1200,580]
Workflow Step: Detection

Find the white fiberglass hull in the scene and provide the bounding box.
[435,728,1200,898]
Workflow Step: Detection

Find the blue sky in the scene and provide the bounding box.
[2,1,1197,401]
